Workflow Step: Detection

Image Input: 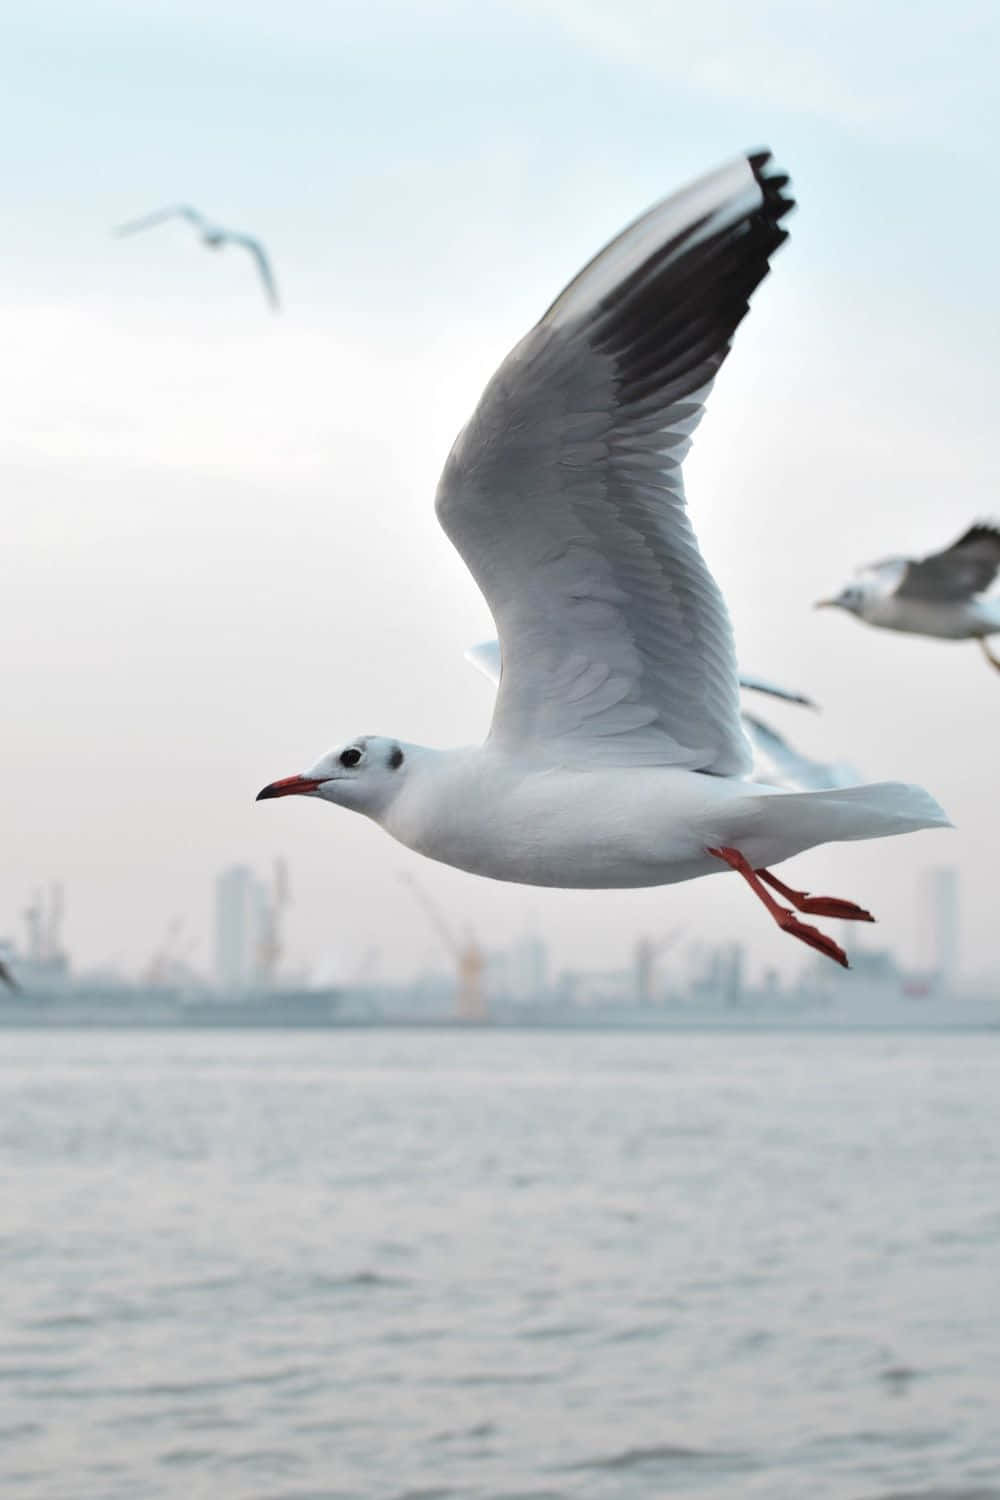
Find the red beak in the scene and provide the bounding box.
[256,774,323,801]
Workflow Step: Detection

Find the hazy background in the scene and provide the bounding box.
[4,0,999,985]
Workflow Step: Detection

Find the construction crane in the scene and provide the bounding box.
[399,873,488,1022]
[144,917,198,988]
[634,927,683,1007]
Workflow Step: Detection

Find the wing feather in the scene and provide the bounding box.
[895,522,1000,602]
[437,152,794,773]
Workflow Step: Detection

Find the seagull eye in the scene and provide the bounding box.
[339,747,363,768]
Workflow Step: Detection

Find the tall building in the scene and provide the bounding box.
[918,866,959,988]
[214,865,270,991]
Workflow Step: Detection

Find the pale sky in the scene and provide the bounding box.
[4,0,1000,987]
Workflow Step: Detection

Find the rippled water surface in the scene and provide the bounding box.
[2,1029,999,1500]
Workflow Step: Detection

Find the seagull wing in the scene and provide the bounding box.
[436,152,794,773]
[465,640,503,685]
[894,523,1000,602]
[467,639,817,712]
[742,714,861,792]
[228,234,280,309]
[737,672,816,709]
[114,205,205,236]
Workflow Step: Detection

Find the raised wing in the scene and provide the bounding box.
[894,523,1000,602]
[467,638,817,710]
[230,234,281,310]
[114,205,205,236]
[436,152,794,774]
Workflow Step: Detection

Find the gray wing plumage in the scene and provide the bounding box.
[228,234,280,310]
[436,152,794,774]
[468,639,817,710]
[893,523,1000,602]
[114,204,206,236]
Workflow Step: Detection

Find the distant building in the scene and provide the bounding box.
[918,866,959,988]
[508,931,548,1004]
[214,865,270,991]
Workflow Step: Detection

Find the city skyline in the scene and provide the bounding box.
[1,858,981,1000]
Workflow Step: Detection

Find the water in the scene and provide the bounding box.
[1,1029,998,1500]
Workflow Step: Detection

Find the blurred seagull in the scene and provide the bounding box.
[115,205,280,310]
[817,523,1000,672]
[256,150,949,969]
[0,958,19,993]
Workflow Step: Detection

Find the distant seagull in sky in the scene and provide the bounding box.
[0,957,19,993]
[817,524,1000,672]
[115,205,280,310]
[256,150,948,968]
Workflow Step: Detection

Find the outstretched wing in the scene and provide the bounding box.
[467,639,817,711]
[114,205,205,236]
[894,523,1000,602]
[229,234,280,310]
[436,152,794,774]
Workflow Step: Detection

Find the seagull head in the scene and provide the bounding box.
[256,736,410,817]
[814,582,866,616]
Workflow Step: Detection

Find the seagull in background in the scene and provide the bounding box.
[817,523,1000,672]
[256,150,949,969]
[115,205,280,310]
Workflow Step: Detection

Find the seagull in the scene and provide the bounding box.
[257,151,948,968]
[115,205,280,310]
[817,524,1000,672]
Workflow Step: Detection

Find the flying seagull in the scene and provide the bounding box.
[115,205,279,310]
[817,524,1000,671]
[257,151,948,969]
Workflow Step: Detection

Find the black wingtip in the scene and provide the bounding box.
[747,148,797,222]
[956,520,1000,548]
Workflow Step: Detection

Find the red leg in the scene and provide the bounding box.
[753,867,875,923]
[706,846,850,968]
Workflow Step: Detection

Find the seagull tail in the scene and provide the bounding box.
[730,781,952,869]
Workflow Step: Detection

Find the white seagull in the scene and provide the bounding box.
[817,524,1000,672]
[257,151,949,968]
[115,205,280,310]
